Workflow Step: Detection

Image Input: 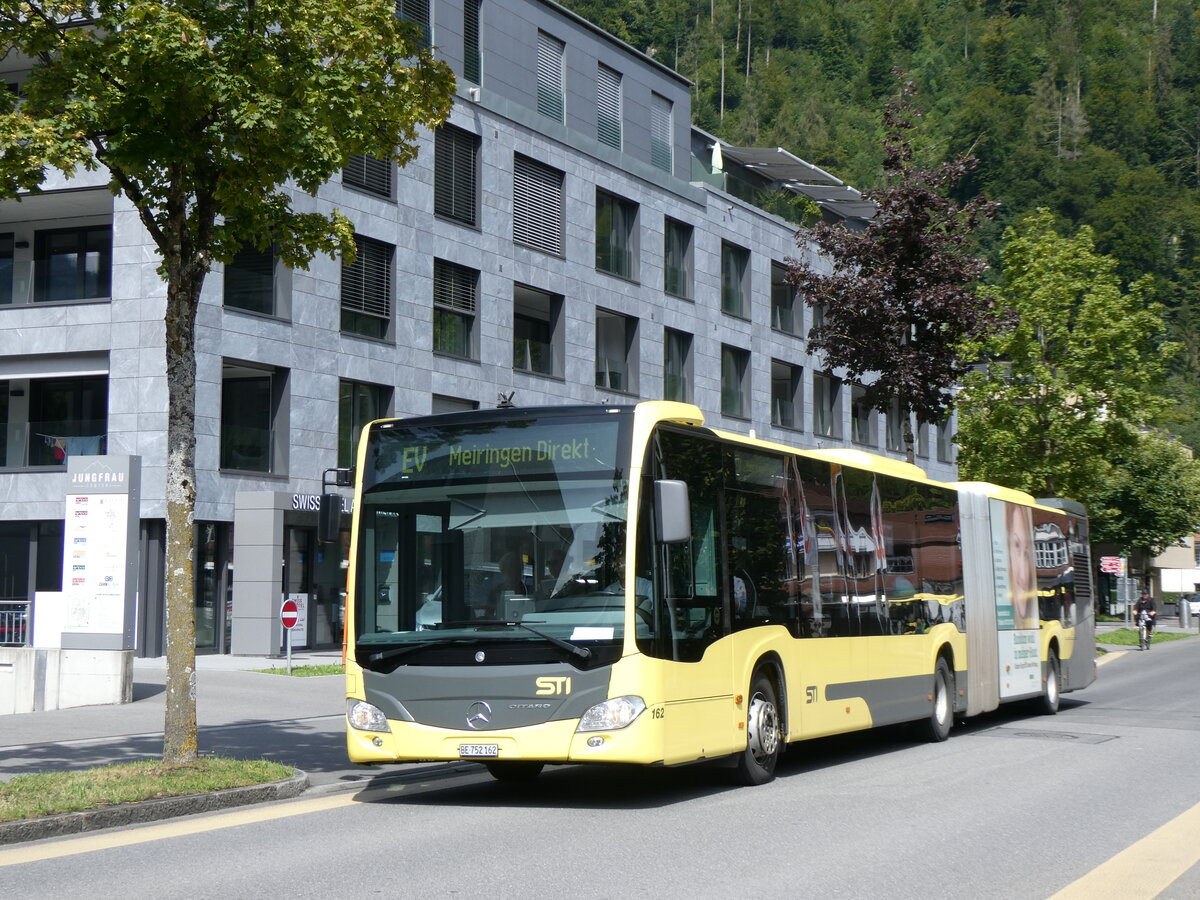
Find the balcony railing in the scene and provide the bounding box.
[0,600,31,647]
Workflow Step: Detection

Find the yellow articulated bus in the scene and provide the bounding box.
[340,401,1096,784]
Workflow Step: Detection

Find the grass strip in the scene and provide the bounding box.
[0,757,292,823]
[1097,628,1195,647]
[251,664,344,677]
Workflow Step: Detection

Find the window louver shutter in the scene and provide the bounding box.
[513,155,563,256]
[463,0,481,85]
[344,155,393,198]
[650,93,673,173]
[536,32,565,122]
[434,126,478,226]
[596,65,622,150]
[342,236,392,320]
[433,260,478,313]
[397,0,431,46]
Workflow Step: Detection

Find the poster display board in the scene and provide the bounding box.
[990,499,1040,698]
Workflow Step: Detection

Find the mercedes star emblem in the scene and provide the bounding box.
[466,700,492,729]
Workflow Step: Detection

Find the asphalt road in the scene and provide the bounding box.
[2,638,1198,899]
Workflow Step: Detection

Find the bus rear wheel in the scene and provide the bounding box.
[1035,650,1061,716]
[921,657,953,743]
[485,761,544,782]
[733,672,781,786]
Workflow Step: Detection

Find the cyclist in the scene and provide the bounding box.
[1134,590,1157,650]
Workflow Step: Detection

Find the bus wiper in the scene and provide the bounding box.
[437,619,591,660]
[361,641,438,665]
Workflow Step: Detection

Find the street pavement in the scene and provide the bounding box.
[0,616,1195,842]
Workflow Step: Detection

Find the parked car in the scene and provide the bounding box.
[1187,593,1200,619]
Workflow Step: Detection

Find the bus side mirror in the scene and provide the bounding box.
[654,480,691,543]
[318,493,342,544]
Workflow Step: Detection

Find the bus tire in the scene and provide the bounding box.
[1036,649,1061,716]
[485,761,545,782]
[733,671,781,786]
[921,657,953,743]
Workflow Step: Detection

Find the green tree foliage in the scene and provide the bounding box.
[0,0,454,763]
[1086,430,1200,555]
[789,80,1003,462]
[955,210,1198,548]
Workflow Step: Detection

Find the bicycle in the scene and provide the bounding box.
[1137,610,1154,651]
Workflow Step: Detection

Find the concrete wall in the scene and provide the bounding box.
[0,648,133,716]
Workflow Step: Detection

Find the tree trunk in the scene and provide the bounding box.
[162,261,204,764]
[903,412,916,466]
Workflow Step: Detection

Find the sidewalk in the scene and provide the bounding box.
[0,650,468,844]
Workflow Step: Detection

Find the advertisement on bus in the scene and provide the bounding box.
[991,500,1041,698]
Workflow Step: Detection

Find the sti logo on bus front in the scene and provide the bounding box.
[535,676,572,696]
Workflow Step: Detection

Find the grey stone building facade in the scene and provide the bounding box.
[0,0,957,657]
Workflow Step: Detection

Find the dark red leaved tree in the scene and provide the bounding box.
[788,75,1007,462]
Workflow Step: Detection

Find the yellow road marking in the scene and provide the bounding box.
[0,790,382,867]
[1096,650,1126,667]
[1049,802,1200,899]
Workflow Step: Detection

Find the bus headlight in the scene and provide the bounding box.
[347,699,391,733]
[577,695,646,732]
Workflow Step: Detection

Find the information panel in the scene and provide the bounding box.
[61,455,141,650]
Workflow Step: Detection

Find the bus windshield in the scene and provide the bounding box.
[353,410,633,665]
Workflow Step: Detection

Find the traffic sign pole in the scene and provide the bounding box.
[280,599,300,674]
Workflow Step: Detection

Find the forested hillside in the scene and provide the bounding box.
[562,0,1200,447]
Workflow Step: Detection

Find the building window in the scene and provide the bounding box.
[810,301,826,333]
[343,154,393,198]
[339,380,389,469]
[917,422,930,458]
[664,217,693,299]
[0,233,12,305]
[851,384,875,446]
[885,399,904,453]
[513,284,561,377]
[664,328,692,403]
[463,0,482,85]
[650,93,673,173]
[595,189,638,279]
[1,375,108,467]
[434,124,479,227]
[34,225,111,303]
[596,64,622,150]
[721,241,750,318]
[536,31,565,123]
[595,309,637,393]
[341,235,392,340]
[0,521,64,613]
[220,362,286,473]
[771,360,801,429]
[432,258,478,359]
[513,154,564,256]
[224,242,278,316]
[814,373,841,438]
[937,418,953,463]
[721,345,750,419]
[398,0,431,46]
[771,262,797,335]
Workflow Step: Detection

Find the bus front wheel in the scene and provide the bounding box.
[733,672,781,786]
[485,761,545,782]
[921,657,953,743]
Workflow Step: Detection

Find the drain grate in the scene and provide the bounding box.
[976,727,1117,744]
